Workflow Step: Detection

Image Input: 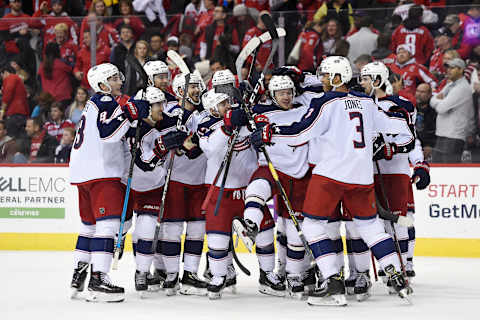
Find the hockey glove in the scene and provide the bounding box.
[250,123,274,152]
[411,161,430,190]
[272,66,305,84]
[184,146,203,159]
[122,99,150,123]
[153,131,188,159]
[373,134,397,161]
[253,114,270,129]
[224,109,249,130]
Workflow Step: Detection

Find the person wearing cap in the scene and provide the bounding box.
[390,5,434,66]
[460,3,480,50]
[430,58,476,163]
[388,44,437,98]
[443,14,471,59]
[346,13,378,64]
[429,29,453,80]
[230,3,255,44]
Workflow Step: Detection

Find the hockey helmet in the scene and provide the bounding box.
[87,63,124,94]
[212,69,235,87]
[143,60,169,86]
[316,56,352,87]
[134,86,166,105]
[172,73,205,105]
[361,61,390,90]
[202,89,229,117]
[268,75,295,105]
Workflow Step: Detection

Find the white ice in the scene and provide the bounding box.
[1,252,479,320]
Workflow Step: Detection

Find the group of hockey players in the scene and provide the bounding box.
[68,51,431,306]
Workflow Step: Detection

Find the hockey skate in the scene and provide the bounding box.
[384,264,413,302]
[354,271,372,302]
[287,274,305,300]
[232,217,258,252]
[147,269,166,292]
[70,261,89,299]
[163,272,180,296]
[345,270,357,296]
[378,269,388,284]
[135,270,152,298]
[258,269,286,297]
[86,271,125,303]
[224,264,237,293]
[302,268,317,295]
[207,276,226,300]
[406,259,415,281]
[180,271,208,296]
[307,273,347,306]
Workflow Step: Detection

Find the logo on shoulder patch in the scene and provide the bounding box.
[99,208,105,215]
[100,96,113,102]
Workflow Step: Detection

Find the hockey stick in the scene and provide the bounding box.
[230,236,251,276]
[151,73,191,252]
[167,50,190,74]
[374,160,408,280]
[113,64,150,270]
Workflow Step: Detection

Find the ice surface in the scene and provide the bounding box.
[1,252,479,320]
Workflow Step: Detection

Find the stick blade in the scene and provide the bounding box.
[260,13,278,39]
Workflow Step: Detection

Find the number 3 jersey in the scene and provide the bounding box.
[70,93,132,184]
[271,91,415,186]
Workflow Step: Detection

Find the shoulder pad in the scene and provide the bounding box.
[380,95,415,112]
[252,103,281,114]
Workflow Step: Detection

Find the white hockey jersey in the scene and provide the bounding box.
[161,103,208,186]
[198,116,258,189]
[252,103,309,179]
[375,95,416,176]
[272,91,415,185]
[70,93,131,184]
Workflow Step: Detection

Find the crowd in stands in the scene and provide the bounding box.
[0,0,479,163]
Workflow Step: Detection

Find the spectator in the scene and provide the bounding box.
[296,20,324,73]
[313,0,354,36]
[9,56,31,86]
[52,22,78,67]
[74,29,111,90]
[0,64,29,139]
[230,4,256,45]
[346,13,378,63]
[388,45,438,97]
[185,0,206,22]
[244,0,269,18]
[0,120,16,163]
[389,72,416,104]
[124,40,150,96]
[199,5,240,63]
[25,117,58,163]
[443,14,471,59]
[345,10,379,38]
[243,11,273,71]
[430,29,453,81]
[435,49,460,92]
[390,5,434,66]
[79,0,109,44]
[38,42,73,107]
[81,13,119,48]
[31,91,55,123]
[132,0,168,28]
[110,23,136,75]
[33,0,79,49]
[113,0,146,40]
[371,33,394,64]
[321,18,343,55]
[415,83,437,161]
[194,0,215,40]
[430,58,476,163]
[149,33,165,61]
[334,39,350,57]
[54,126,74,163]
[43,102,75,142]
[392,0,438,25]
[465,45,480,93]
[66,87,89,126]
[460,5,480,50]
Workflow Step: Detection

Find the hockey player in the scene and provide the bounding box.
[360,61,427,291]
[250,56,415,306]
[234,75,311,299]
[198,89,278,299]
[69,63,150,302]
[143,60,177,103]
[158,72,209,296]
[125,87,192,297]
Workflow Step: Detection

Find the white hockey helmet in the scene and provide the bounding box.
[212,69,235,87]
[202,89,229,116]
[134,86,166,105]
[143,60,169,85]
[317,56,352,87]
[268,75,295,105]
[87,63,124,94]
[361,61,390,89]
[172,72,205,105]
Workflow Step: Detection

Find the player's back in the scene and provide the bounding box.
[70,94,129,184]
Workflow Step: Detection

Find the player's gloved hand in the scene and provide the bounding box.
[250,123,274,152]
[224,109,248,129]
[153,131,188,159]
[122,99,150,123]
[373,134,397,161]
[411,161,430,190]
[184,146,203,159]
[253,114,269,129]
[272,66,305,84]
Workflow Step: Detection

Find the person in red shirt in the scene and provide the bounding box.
[74,29,111,90]
[38,42,73,106]
[43,102,75,142]
[79,0,110,45]
[193,0,215,57]
[296,20,324,73]
[32,0,79,49]
[112,0,145,41]
[429,29,453,81]
[243,11,272,72]
[443,14,472,59]
[388,44,438,97]
[51,22,78,67]
[81,13,119,48]
[390,5,434,66]
[0,64,29,138]
[25,117,58,163]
